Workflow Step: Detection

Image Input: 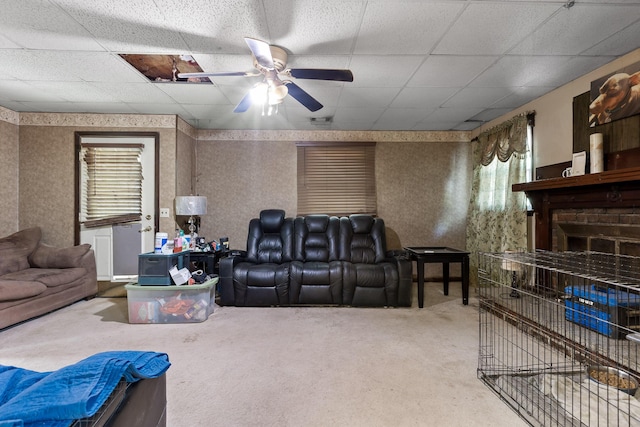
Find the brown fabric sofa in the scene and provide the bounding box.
[0,227,98,329]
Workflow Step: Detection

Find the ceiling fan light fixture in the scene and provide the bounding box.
[250,82,269,105]
[269,83,288,105]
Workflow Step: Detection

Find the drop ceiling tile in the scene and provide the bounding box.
[0,1,103,50]
[408,55,497,88]
[391,87,458,109]
[333,107,385,125]
[583,21,640,56]
[433,3,559,55]
[470,56,575,88]
[526,55,615,87]
[491,86,555,109]
[0,50,74,81]
[420,107,485,124]
[373,108,428,130]
[28,81,120,103]
[511,4,640,56]
[355,2,464,54]
[181,104,234,120]
[89,82,177,103]
[57,0,190,53]
[264,0,362,54]
[66,53,149,83]
[339,87,402,108]
[469,108,515,123]
[156,83,230,104]
[0,101,32,111]
[27,102,139,114]
[154,0,270,53]
[0,80,67,102]
[0,34,20,49]
[443,87,514,109]
[452,121,483,131]
[349,56,422,87]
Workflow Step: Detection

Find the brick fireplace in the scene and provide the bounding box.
[554,207,640,254]
[512,166,640,251]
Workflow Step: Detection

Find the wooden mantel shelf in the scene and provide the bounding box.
[512,166,640,193]
[512,167,640,250]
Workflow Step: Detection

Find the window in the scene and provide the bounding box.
[296,142,377,216]
[80,143,144,227]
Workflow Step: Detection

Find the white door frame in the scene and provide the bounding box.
[75,132,159,281]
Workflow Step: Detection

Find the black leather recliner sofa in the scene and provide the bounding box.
[219,209,412,307]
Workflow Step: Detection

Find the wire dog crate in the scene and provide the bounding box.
[478,251,640,426]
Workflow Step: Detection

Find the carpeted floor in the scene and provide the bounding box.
[0,283,527,426]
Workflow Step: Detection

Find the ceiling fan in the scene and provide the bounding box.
[178,37,353,114]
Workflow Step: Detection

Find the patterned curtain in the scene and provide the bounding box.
[466,113,531,286]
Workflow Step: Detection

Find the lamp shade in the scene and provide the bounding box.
[501,252,523,272]
[175,196,207,216]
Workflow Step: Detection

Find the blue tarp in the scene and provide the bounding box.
[0,351,170,427]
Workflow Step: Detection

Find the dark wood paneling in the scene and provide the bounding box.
[536,161,572,180]
[573,91,640,156]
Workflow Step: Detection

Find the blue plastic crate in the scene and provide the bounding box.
[565,284,640,338]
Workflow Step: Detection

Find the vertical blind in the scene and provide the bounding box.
[296,142,377,216]
[80,143,144,227]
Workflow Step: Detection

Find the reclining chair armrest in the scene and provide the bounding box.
[218,253,247,306]
[387,250,413,307]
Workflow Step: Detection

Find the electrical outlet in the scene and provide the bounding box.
[160,208,170,218]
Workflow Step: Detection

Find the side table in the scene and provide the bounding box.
[404,246,470,307]
[189,251,216,275]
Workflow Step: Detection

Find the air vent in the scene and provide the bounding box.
[310,116,333,124]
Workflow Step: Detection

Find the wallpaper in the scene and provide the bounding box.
[16,112,178,246]
[5,108,472,275]
[194,132,472,282]
[0,119,19,237]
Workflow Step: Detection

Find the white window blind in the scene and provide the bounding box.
[297,142,377,216]
[80,143,144,228]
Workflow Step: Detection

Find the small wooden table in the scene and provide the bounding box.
[404,247,470,307]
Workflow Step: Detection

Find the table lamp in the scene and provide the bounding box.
[175,196,207,237]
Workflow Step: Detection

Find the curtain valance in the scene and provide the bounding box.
[475,112,533,166]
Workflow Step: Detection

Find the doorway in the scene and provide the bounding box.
[75,132,159,282]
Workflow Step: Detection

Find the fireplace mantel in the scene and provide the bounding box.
[512,167,640,250]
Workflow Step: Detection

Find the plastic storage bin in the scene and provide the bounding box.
[125,277,218,324]
[138,251,190,285]
[565,284,640,338]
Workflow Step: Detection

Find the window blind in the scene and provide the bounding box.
[80,143,144,228]
[297,142,377,216]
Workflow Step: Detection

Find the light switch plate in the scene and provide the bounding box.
[160,208,170,218]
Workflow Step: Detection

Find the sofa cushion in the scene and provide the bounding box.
[29,243,91,269]
[1,268,87,288]
[0,280,47,302]
[0,227,42,276]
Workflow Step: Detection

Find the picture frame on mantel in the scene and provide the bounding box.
[571,151,586,176]
[589,59,640,127]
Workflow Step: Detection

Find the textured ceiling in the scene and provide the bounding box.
[0,0,639,131]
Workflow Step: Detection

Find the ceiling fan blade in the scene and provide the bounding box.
[287,69,354,82]
[233,91,254,113]
[178,71,260,78]
[244,37,274,69]
[285,82,323,112]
